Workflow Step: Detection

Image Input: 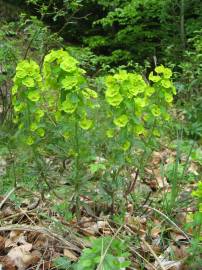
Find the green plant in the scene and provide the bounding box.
[161,138,196,214]
[12,49,98,217]
[192,181,202,235]
[11,58,49,195]
[101,65,175,209]
[43,49,98,218]
[105,65,175,136]
[74,237,130,270]
[12,59,44,145]
[11,49,176,219]
[174,30,202,139]
[186,181,202,268]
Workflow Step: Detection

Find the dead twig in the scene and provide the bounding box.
[141,238,166,270]
[129,247,158,270]
[2,209,38,221]
[125,169,139,196]
[0,187,16,209]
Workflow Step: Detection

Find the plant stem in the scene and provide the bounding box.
[74,115,81,220]
[7,144,17,188]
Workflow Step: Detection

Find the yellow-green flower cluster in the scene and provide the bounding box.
[12,60,45,145]
[12,52,175,152]
[105,66,176,150]
[43,50,97,132]
[149,65,176,102]
[12,50,99,146]
[105,71,147,107]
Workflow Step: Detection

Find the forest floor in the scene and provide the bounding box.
[0,145,201,270]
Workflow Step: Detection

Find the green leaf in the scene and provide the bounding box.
[161,79,171,88]
[26,136,34,145]
[145,86,155,96]
[89,163,106,174]
[151,105,161,116]
[113,114,128,127]
[79,118,92,130]
[164,68,172,79]
[82,88,98,99]
[122,140,131,151]
[61,100,77,114]
[149,72,161,82]
[134,124,145,135]
[53,256,71,270]
[14,103,24,112]
[106,93,123,106]
[155,65,165,74]
[36,128,45,137]
[61,76,78,90]
[135,97,147,108]
[60,59,78,72]
[30,122,38,131]
[164,92,173,103]
[106,129,114,138]
[35,109,44,119]
[22,77,35,88]
[11,85,18,95]
[27,90,40,102]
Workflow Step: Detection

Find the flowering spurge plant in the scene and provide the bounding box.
[42,50,98,218]
[12,59,45,145]
[12,50,98,217]
[102,66,176,206]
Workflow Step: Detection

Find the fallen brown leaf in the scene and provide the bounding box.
[33,234,49,249]
[170,232,187,243]
[151,237,162,253]
[5,231,27,248]
[155,259,182,270]
[0,235,5,251]
[63,249,77,261]
[151,226,161,238]
[170,244,188,260]
[7,243,38,270]
[0,256,16,270]
[152,151,162,165]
